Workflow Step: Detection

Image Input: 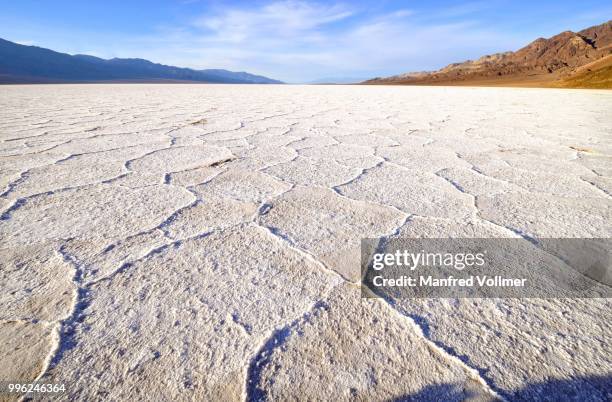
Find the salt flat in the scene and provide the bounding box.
[0,84,611,401]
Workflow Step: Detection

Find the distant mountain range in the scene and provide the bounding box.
[0,38,282,84]
[365,20,612,89]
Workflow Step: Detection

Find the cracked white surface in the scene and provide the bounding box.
[1,84,611,401]
[259,186,406,281]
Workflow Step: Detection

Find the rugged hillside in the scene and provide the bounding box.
[366,20,612,88]
[0,38,282,84]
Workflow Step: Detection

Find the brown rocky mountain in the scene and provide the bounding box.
[365,20,612,89]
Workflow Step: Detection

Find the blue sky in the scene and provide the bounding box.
[1,0,609,82]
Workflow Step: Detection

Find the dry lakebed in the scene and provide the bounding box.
[0,84,611,401]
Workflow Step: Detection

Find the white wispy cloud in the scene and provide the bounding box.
[14,40,37,46]
[194,1,354,44]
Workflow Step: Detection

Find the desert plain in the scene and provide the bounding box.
[0,84,611,401]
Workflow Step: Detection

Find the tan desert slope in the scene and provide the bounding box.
[366,20,612,88]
